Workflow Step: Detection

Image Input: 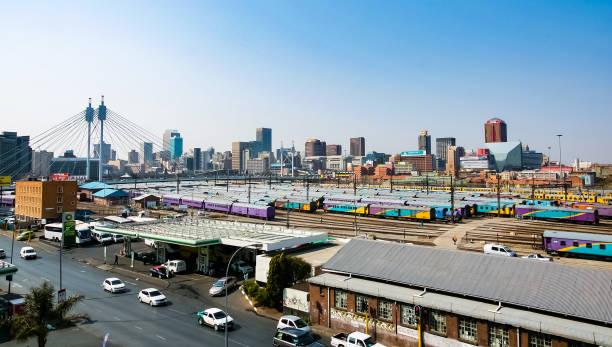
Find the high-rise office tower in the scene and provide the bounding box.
[485,118,507,143]
[140,142,153,164]
[436,137,456,167]
[418,131,431,154]
[350,137,365,156]
[256,128,272,153]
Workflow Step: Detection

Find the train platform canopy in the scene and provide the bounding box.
[96,219,328,252]
[0,261,18,275]
[321,238,612,325]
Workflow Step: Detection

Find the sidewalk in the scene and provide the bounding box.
[433,218,492,250]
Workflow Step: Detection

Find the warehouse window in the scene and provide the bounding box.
[458,317,477,342]
[355,295,368,314]
[400,304,417,326]
[488,324,509,347]
[428,310,446,334]
[528,333,552,347]
[334,290,347,310]
[378,300,392,321]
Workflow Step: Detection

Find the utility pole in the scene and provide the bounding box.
[557,134,563,200]
[426,175,429,195]
[450,175,455,223]
[269,172,271,189]
[353,173,357,196]
[496,173,501,217]
[286,200,290,228]
[176,174,180,194]
[531,173,535,200]
[248,175,251,204]
[306,180,310,201]
[389,170,393,193]
[226,170,229,192]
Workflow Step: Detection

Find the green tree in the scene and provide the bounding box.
[265,253,312,310]
[7,282,86,347]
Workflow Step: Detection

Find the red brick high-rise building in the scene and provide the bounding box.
[485,118,507,143]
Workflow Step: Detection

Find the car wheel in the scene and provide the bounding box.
[214,325,219,331]
[198,317,204,326]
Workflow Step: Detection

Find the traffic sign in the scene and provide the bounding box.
[58,288,66,303]
[0,176,10,187]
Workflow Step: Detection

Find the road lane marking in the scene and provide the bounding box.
[134,326,143,330]
[156,335,167,341]
[169,308,184,315]
[12,283,22,288]
[113,316,120,321]
[41,277,50,282]
[126,281,137,286]
[229,339,249,347]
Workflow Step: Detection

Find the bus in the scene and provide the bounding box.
[44,222,91,245]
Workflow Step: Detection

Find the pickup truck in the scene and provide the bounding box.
[331,332,386,347]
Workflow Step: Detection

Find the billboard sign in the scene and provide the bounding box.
[401,150,425,156]
[62,212,76,247]
[0,176,10,186]
[51,173,69,181]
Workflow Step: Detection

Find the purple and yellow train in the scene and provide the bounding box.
[515,205,599,224]
[543,230,612,260]
[161,195,275,220]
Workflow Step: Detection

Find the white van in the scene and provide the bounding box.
[91,229,113,245]
[164,260,187,274]
[484,244,517,257]
[145,239,158,248]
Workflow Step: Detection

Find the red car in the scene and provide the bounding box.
[149,265,172,279]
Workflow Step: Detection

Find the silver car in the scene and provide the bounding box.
[209,277,237,296]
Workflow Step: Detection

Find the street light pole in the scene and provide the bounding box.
[225,243,262,347]
[557,134,563,199]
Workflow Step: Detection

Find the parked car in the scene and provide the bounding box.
[231,260,253,275]
[138,288,167,306]
[150,265,172,279]
[91,230,113,245]
[164,260,186,274]
[19,247,37,260]
[483,244,517,257]
[135,251,157,264]
[111,234,124,243]
[331,332,386,347]
[209,277,237,296]
[0,249,5,259]
[522,253,553,262]
[196,308,234,331]
[102,278,126,293]
[273,328,323,347]
[16,230,35,241]
[277,315,311,333]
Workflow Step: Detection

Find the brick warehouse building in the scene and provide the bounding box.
[308,239,612,347]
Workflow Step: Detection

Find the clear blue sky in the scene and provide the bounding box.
[1,1,611,163]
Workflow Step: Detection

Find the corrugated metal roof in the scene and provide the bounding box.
[543,230,612,243]
[309,273,612,345]
[93,189,129,198]
[322,238,612,324]
[80,182,114,190]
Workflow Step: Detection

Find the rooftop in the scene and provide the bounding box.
[92,189,129,198]
[80,181,114,190]
[322,238,612,324]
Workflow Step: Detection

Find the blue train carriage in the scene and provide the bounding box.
[322,202,369,215]
[472,202,515,216]
[367,205,433,220]
[274,199,318,213]
[515,205,599,224]
[522,199,560,207]
[543,230,612,260]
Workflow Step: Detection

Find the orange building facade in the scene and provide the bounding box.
[15,180,78,222]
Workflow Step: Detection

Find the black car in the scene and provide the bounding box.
[0,249,5,259]
[135,251,157,265]
[273,328,323,347]
[150,265,172,279]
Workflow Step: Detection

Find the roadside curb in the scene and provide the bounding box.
[241,288,258,313]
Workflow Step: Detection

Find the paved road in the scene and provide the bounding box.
[0,235,278,347]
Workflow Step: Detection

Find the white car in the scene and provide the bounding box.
[209,277,236,296]
[102,278,126,293]
[277,315,311,333]
[197,308,234,331]
[522,253,553,262]
[20,247,37,259]
[138,288,167,306]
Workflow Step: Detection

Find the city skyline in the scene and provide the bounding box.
[1,1,611,163]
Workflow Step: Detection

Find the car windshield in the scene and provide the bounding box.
[149,290,162,297]
[26,249,35,253]
[294,319,307,328]
[212,311,227,319]
[213,280,226,287]
[111,280,122,285]
[295,333,315,346]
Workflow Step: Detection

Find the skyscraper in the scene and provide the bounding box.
[436,137,456,168]
[169,136,183,159]
[128,150,139,164]
[326,144,342,156]
[193,148,202,171]
[140,142,153,164]
[350,137,365,156]
[305,139,325,157]
[256,128,272,153]
[163,129,180,151]
[418,131,431,154]
[485,118,507,143]
[93,142,111,164]
[232,141,252,172]
[31,150,54,177]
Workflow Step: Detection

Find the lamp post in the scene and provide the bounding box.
[556,134,563,198]
[225,243,262,347]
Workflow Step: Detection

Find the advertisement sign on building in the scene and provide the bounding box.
[62,212,76,247]
[0,176,10,186]
[400,150,425,156]
[51,173,69,181]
